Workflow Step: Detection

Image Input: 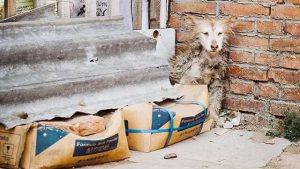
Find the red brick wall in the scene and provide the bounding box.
[168,0,300,118]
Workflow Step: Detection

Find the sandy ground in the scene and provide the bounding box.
[79,128,298,169]
[264,142,300,169]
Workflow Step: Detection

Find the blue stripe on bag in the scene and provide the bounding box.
[126,101,208,147]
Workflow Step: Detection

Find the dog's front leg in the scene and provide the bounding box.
[209,85,224,127]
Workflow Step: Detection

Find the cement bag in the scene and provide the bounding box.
[123,85,212,152]
[0,125,30,169]
[20,110,130,169]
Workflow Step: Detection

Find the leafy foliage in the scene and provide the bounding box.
[266,109,300,142]
[282,111,300,142]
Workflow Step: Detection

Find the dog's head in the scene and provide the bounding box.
[186,16,235,54]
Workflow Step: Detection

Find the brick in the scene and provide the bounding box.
[288,0,300,5]
[230,35,269,50]
[223,97,267,113]
[271,5,300,19]
[229,51,254,63]
[285,22,300,36]
[233,20,255,33]
[268,68,300,85]
[171,2,216,14]
[241,113,256,124]
[229,80,254,95]
[270,102,300,116]
[281,87,300,101]
[255,53,280,67]
[257,21,282,34]
[255,83,279,99]
[176,31,194,42]
[168,15,182,29]
[227,65,268,81]
[220,3,269,17]
[282,55,300,70]
[270,38,300,53]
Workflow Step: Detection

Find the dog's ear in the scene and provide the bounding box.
[182,16,197,29]
[225,16,237,28]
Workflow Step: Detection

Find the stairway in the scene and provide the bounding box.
[0,16,178,129]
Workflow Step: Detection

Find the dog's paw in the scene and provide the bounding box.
[216,120,224,128]
[212,119,224,128]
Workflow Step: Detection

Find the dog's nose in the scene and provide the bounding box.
[211,44,218,50]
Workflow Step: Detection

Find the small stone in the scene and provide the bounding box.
[13,111,28,119]
[79,100,86,107]
[231,111,241,126]
[246,125,257,131]
[250,132,270,143]
[164,153,177,159]
[265,139,276,145]
[215,129,229,136]
[223,121,234,129]
[192,136,197,140]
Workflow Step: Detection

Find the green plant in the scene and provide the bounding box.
[266,130,281,138]
[266,109,300,142]
[282,111,300,142]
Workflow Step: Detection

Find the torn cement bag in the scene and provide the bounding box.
[39,115,106,136]
[122,85,212,152]
[20,110,130,169]
[0,125,30,169]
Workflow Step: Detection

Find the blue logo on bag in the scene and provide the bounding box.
[152,107,176,130]
[36,126,68,156]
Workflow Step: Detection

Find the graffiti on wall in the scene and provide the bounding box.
[71,0,110,17]
[96,0,109,16]
[71,0,85,17]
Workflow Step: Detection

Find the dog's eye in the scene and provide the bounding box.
[218,32,223,36]
[203,32,209,36]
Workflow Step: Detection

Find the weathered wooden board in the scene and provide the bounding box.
[132,0,142,30]
[149,0,160,29]
[0,0,4,19]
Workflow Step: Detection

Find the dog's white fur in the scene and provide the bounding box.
[169,17,235,126]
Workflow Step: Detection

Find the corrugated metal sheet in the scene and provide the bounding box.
[0,17,178,129]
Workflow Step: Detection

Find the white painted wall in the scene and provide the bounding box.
[120,0,132,29]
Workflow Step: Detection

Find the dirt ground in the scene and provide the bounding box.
[264,142,300,169]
